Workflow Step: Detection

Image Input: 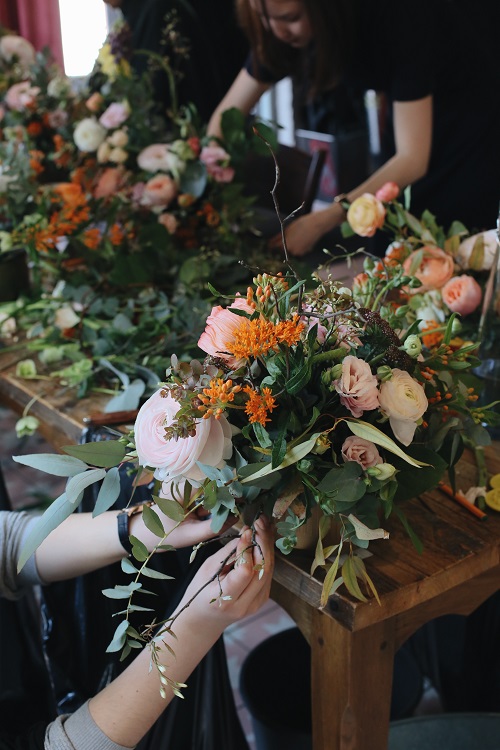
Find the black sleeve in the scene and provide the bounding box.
[385,0,435,102]
[0,724,46,750]
[244,52,283,84]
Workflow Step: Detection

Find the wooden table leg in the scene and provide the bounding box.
[310,609,396,750]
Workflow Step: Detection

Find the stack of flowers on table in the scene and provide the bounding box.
[15,226,497,626]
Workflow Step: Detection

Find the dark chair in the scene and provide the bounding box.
[243,144,326,237]
[388,713,500,750]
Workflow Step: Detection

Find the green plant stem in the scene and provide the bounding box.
[312,348,346,365]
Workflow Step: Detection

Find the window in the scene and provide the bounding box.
[58,0,109,78]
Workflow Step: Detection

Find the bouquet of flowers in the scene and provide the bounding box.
[16,200,497,617]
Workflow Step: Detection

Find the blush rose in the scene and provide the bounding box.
[140,174,177,208]
[375,181,400,202]
[198,297,255,367]
[333,355,379,417]
[379,369,428,445]
[134,389,233,483]
[341,436,382,469]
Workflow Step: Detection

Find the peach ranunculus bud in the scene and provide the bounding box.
[375,181,400,202]
[403,246,455,292]
[441,275,482,317]
[333,355,379,418]
[198,297,255,368]
[86,92,104,112]
[341,436,382,469]
[347,194,386,237]
[134,389,233,483]
[158,212,178,235]
[94,167,126,199]
[140,174,177,208]
[456,229,498,272]
[200,145,235,183]
[379,369,428,446]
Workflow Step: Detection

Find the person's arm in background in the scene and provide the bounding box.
[206,68,271,140]
[46,518,274,750]
[268,95,433,256]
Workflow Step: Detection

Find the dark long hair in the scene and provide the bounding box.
[236,0,361,98]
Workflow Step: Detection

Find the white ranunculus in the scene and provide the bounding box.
[73,117,107,153]
[379,369,428,446]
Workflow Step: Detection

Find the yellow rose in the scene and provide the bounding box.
[347,194,386,237]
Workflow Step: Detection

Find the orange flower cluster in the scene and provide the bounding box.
[243,385,276,425]
[226,315,305,360]
[421,320,444,349]
[198,378,242,419]
[18,183,91,254]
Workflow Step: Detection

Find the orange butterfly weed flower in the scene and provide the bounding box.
[198,378,242,419]
[421,320,444,349]
[243,385,277,425]
[108,223,125,246]
[82,227,101,250]
[226,315,305,360]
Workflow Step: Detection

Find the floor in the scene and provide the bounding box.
[0,405,442,750]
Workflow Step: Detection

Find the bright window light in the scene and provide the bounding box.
[58,0,109,77]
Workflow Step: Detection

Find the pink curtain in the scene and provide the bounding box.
[0,0,64,70]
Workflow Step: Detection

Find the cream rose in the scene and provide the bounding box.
[341,436,382,469]
[403,246,454,292]
[347,194,386,237]
[135,389,233,483]
[441,275,482,317]
[137,143,184,175]
[198,297,255,367]
[74,117,107,152]
[456,229,498,272]
[333,355,379,417]
[379,369,428,445]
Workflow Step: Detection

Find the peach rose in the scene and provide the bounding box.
[94,167,126,199]
[333,355,379,418]
[441,275,482,317]
[198,297,255,367]
[347,194,386,237]
[99,101,130,129]
[375,181,400,202]
[140,174,177,208]
[5,81,40,111]
[403,246,454,292]
[379,369,428,445]
[341,436,382,469]
[134,389,233,483]
[200,145,235,183]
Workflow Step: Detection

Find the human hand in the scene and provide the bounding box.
[267,213,323,257]
[172,516,274,637]
[155,502,237,549]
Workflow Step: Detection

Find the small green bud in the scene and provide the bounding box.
[15,415,40,438]
[377,365,393,382]
[403,334,422,358]
[451,317,462,334]
[366,463,396,481]
[312,434,331,455]
[395,305,410,318]
[16,359,37,379]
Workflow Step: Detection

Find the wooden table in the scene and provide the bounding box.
[1,347,500,750]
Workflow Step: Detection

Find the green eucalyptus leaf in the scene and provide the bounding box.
[66,468,106,505]
[106,620,129,652]
[241,433,320,483]
[93,467,121,516]
[153,494,185,522]
[104,379,146,413]
[142,504,165,538]
[140,566,175,580]
[62,441,127,468]
[17,492,77,572]
[12,453,88,476]
[344,420,428,467]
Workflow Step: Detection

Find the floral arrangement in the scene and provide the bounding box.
[15,190,498,617]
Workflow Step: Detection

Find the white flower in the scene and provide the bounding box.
[73,117,107,153]
[47,76,73,99]
[137,143,185,177]
[107,128,128,148]
[54,306,81,330]
[379,369,428,446]
[0,35,35,69]
[108,146,128,164]
[456,229,498,271]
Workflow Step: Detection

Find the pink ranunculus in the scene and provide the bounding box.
[99,101,130,130]
[301,306,329,344]
[141,174,177,208]
[200,145,235,183]
[403,245,454,292]
[333,355,379,417]
[158,212,178,234]
[134,389,233,483]
[375,181,400,202]
[341,436,382,469]
[347,193,386,237]
[198,297,255,367]
[0,35,35,68]
[5,81,40,111]
[94,167,126,199]
[86,92,104,113]
[441,275,482,317]
[137,143,182,174]
[379,369,428,446]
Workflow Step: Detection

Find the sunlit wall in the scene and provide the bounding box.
[58,0,108,77]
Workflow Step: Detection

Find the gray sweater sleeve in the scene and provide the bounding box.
[0,510,42,599]
[45,701,135,750]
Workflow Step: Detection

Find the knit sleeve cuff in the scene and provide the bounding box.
[62,700,135,750]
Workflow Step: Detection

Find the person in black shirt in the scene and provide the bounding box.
[207,0,500,256]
